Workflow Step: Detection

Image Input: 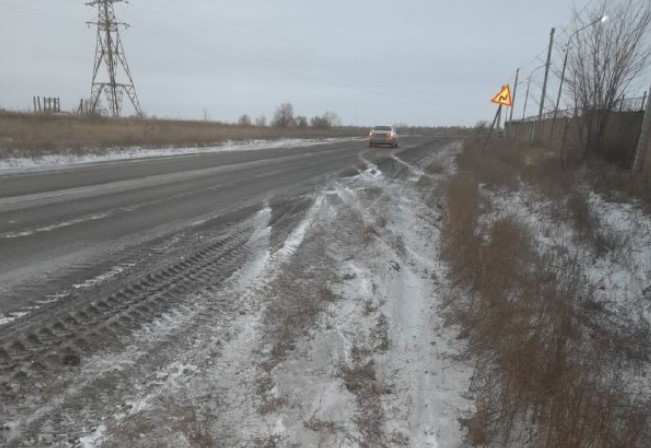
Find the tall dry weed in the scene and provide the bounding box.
[442,142,651,447]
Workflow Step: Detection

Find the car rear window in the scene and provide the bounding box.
[373,126,391,131]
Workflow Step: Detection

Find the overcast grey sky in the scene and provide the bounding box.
[1,0,647,126]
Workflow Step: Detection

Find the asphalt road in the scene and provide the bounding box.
[0,137,430,315]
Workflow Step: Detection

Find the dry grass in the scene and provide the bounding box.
[441,139,651,447]
[457,138,527,191]
[585,158,651,210]
[567,190,598,243]
[442,172,481,287]
[339,345,390,448]
[104,398,215,447]
[256,236,339,414]
[0,111,364,156]
[370,313,390,353]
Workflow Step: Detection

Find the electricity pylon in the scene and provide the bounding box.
[86,0,143,117]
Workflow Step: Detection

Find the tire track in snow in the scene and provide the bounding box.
[58,195,324,447]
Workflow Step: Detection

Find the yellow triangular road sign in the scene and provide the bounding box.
[491,85,513,107]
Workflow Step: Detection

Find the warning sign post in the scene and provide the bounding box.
[484,84,513,148]
[491,85,513,107]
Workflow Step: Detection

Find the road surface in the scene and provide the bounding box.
[0,136,469,447]
[0,142,353,306]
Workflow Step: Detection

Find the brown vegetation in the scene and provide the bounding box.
[443,138,651,447]
[0,111,364,156]
[339,345,390,448]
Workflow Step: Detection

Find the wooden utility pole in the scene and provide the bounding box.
[641,91,648,112]
[539,28,555,121]
[551,46,569,139]
[534,27,555,144]
[509,68,520,123]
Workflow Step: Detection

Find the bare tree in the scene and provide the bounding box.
[323,111,341,127]
[566,0,651,158]
[271,102,295,128]
[295,115,309,128]
[255,115,267,127]
[310,111,341,129]
[238,114,252,126]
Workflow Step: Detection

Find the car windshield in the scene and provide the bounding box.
[374,126,391,131]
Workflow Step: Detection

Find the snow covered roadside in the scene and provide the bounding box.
[333,165,472,447]
[248,145,472,447]
[475,179,651,419]
[96,143,471,447]
[482,184,651,328]
[0,137,360,174]
[3,141,473,447]
[587,192,651,325]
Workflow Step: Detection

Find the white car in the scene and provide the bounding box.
[369,126,399,148]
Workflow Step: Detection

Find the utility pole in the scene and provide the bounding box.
[550,47,569,139]
[509,68,520,123]
[522,79,531,120]
[641,91,648,112]
[86,0,143,117]
[539,27,555,121]
[633,83,651,173]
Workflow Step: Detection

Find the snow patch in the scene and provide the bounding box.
[341,173,472,447]
[0,138,359,174]
[0,311,28,326]
[79,424,107,448]
[73,263,135,290]
[0,212,111,239]
[274,195,324,262]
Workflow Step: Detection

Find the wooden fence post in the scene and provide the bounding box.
[633,84,651,172]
